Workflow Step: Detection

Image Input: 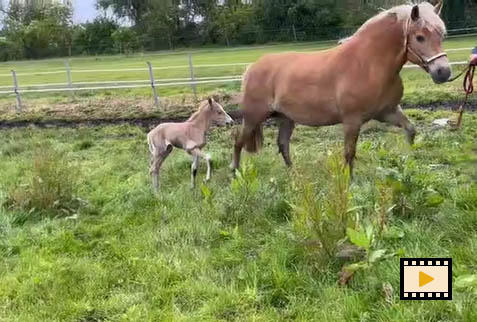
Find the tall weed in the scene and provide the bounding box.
[290,153,355,256]
[7,148,80,217]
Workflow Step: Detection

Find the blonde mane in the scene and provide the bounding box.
[187,100,210,122]
[343,2,446,42]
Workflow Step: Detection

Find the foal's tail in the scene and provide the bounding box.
[147,133,156,155]
[244,125,263,153]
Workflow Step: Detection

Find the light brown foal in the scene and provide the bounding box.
[148,98,233,191]
[232,1,450,175]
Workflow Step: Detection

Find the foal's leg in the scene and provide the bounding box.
[277,116,295,167]
[190,154,199,188]
[377,105,416,145]
[150,145,172,191]
[343,121,362,177]
[189,148,211,188]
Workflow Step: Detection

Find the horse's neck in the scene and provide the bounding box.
[189,109,211,133]
[351,16,408,75]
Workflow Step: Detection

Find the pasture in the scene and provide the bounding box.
[1,36,477,321]
[1,108,477,321]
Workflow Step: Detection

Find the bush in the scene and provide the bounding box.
[0,38,24,61]
[7,148,79,217]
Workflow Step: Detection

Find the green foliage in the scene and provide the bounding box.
[231,160,259,202]
[3,3,73,59]
[0,38,24,61]
[72,17,119,55]
[112,27,140,55]
[0,0,475,59]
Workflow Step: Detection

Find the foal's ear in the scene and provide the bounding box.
[434,0,443,15]
[411,5,420,21]
[208,97,213,106]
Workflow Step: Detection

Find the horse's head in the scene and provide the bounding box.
[207,97,234,125]
[406,1,451,84]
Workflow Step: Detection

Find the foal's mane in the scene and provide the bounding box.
[341,2,446,43]
[187,100,210,122]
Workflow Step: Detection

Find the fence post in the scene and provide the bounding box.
[188,54,197,101]
[147,62,160,108]
[11,70,22,113]
[65,60,74,99]
[292,25,298,42]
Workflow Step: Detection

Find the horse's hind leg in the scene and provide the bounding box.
[376,105,416,144]
[277,116,295,167]
[343,121,362,177]
[232,101,269,171]
[150,144,173,191]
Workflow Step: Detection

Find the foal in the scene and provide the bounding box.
[147,98,233,191]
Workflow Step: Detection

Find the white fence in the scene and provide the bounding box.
[0,45,473,113]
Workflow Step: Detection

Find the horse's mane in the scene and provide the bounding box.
[340,2,446,43]
[187,100,210,122]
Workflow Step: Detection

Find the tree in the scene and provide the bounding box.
[97,0,148,26]
[112,27,139,54]
[2,3,73,59]
[73,17,119,55]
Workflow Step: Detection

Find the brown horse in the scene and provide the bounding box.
[232,1,450,174]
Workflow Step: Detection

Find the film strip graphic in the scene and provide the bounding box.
[400,258,452,301]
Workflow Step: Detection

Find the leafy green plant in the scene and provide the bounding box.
[231,160,259,203]
[341,223,395,283]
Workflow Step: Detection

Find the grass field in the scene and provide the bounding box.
[1,108,477,321]
[0,35,476,121]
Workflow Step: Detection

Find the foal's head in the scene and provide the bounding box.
[205,97,234,126]
[404,1,450,83]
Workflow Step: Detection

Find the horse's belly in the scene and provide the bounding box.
[278,100,341,126]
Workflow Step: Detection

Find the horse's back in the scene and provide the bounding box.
[241,50,343,125]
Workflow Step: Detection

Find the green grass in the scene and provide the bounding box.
[0,35,475,121]
[1,109,477,321]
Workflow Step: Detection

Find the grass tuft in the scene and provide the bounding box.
[6,147,80,219]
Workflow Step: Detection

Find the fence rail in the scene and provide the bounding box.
[0,43,473,111]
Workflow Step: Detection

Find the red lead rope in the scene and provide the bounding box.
[451,63,475,129]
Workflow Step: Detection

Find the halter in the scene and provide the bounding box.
[403,18,447,72]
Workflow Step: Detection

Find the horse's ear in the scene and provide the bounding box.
[208,97,213,106]
[434,0,443,15]
[411,5,420,21]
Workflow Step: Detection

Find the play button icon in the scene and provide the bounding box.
[400,258,452,300]
[419,271,434,287]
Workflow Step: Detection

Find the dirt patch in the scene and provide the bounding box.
[0,97,474,130]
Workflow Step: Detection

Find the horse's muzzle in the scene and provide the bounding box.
[430,64,452,84]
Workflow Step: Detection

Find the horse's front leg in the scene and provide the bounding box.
[190,154,199,189]
[376,105,416,145]
[343,121,362,177]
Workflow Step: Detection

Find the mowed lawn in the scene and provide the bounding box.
[1,108,477,321]
[0,35,475,106]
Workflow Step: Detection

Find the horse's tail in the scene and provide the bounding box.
[241,64,252,93]
[244,125,263,153]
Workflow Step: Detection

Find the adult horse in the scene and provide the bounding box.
[232,1,450,174]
